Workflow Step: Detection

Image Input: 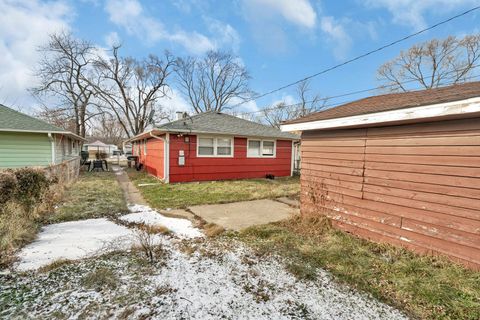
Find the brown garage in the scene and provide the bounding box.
[281,82,480,269]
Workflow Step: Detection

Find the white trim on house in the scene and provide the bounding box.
[280,96,480,132]
[290,140,294,176]
[0,128,86,141]
[48,133,55,165]
[196,135,234,158]
[246,138,276,158]
[164,133,170,183]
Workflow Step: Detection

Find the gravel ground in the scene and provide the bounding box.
[1,236,408,320]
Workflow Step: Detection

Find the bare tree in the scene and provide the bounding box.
[89,46,174,138]
[35,106,77,133]
[378,34,480,92]
[262,80,325,128]
[89,112,126,147]
[32,32,96,137]
[175,51,252,113]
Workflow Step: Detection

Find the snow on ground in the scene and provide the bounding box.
[15,219,133,271]
[1,238,408,319]
[15,204,202,271]
[122,204,203,239]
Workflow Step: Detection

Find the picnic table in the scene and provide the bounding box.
[89,159,109,172]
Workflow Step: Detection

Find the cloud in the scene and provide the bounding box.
[364,0,478,30]
[241,0,317,53]
[157,88,193,120]
[105,31,121,47]
[205,18,241,53]
[105,0,240,54]
[167,31,215,55]
[243,0,317,28]
[0,0,72,110]
[320,16,352,60]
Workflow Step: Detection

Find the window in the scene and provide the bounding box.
[247,139,276,157]
[217,138,232,155]
[197,136,233,157]
[198,137,214,155]
[247,140,261,157]
[262,141,275,156]
[144,139,147,155]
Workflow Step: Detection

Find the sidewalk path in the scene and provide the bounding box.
[112,165,148,206]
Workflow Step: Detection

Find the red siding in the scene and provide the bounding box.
[137,136,165,179]
[169,135,292,183]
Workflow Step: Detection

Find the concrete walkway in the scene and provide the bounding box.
[189,199,299,231]
[112,166,194,220]
[113,166,298,230]
[112,165,148,206]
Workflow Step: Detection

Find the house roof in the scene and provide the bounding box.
[128,111,299,141]
[85,140,108,146]
[283,81,480,125]
[0,104,86,141]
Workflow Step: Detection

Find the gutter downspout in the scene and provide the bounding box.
[149,131,170,183]
[48,133,55,165]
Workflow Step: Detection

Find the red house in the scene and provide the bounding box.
[126,112,299,183]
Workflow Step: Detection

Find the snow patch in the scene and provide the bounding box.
[15,218,133,271]
[122,204,203,239]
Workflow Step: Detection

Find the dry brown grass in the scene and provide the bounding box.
[0,203,38,267]
[203,223,225,237]
[38,258,72,273]
[238,214,480,320]
[47,171,127,223]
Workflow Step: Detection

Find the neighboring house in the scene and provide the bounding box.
[281,81,480,269]
[126,111,300,183]
[0,104,86,169]
[83,140,118,157]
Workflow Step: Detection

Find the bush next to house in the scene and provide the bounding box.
[0,168,58,267]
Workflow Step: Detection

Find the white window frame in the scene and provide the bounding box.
[247,139,276,158]
[143,139,147,155]
[196,135,234,158]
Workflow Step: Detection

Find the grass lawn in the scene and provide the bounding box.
[127,169,300,209]
[46,171,128,223]
[236,215,480,320]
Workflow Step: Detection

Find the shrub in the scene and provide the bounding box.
[13,168,51,210]
[0,171,17,206]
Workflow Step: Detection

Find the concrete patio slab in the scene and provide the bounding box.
[189,199,299,231]
[275,197,300,208]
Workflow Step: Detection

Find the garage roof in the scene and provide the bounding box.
[283,81,480,125]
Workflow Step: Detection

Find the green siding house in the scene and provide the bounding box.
[0,104,86,169]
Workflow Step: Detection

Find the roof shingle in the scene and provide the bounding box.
[146,112,299,140]
[284,81,480,125]
[0,104,65,132]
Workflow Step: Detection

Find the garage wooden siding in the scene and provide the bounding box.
[301,117,480,269]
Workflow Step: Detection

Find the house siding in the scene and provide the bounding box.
[54,134,81,164]
[168,135,292,183]
[137,136,165,179]
[301,117,480,269]
[0,132,52,168]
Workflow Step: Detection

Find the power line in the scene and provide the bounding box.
[256,74,480,120]
[237,63,480,116]
[232,5,480,109]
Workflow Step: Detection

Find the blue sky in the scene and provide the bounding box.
[1,0,480,114]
